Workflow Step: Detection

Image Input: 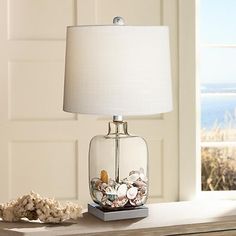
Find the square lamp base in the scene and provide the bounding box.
[88,203,149,221]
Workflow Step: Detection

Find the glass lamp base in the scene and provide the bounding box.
[89,116,149,211]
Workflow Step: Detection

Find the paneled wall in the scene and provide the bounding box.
[0,0,179,207]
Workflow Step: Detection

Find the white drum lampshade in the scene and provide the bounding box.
[63,25,172,115]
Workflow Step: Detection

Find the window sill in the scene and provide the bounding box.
[1,201,236,235]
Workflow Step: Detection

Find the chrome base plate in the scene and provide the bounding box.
[88,203,149,221]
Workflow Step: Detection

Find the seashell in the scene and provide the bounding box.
[111,197,128,208]
[108,178,116,187]
[111,199,120,208]
[105,187,118,201]
[101,195,108,202]
[110,202,118,208]
[118,197,128,207]
[95,179,103,188]
[90,170,148,209]
[101,199,107,206]
[105,186,114,193]
[91,178,102,190]
[105,199,113,206]
[117,184,127,198]
[106,193,117,201]
[129,193,146,206]
[114,183,121,191]
[139,173,148,182]
[99,183,108,191]
[129,199,137,206]
[130,198,142,206]
[127,173,139,182]
[101,195,113,207]
[100,170,109,184]
[121,179,133,186]
[129,170,140,176]
[94,190,103,202]
[127,187,138,200]
[130,194,147,206]
[139,186,148,195]
[134,180,147,188]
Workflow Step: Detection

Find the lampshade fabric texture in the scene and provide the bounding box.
[63,25,172,116]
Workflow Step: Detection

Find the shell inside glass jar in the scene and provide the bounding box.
[90,168,148,210]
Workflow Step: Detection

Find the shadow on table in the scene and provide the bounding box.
[0,212,144,230]
[0,219,76,229]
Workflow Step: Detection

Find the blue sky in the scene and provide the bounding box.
[200,0,236,84]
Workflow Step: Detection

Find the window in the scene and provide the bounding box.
[179,0,236,200]
[199,0,236,192]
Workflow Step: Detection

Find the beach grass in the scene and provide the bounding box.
[201,112,236,191]
[202,146,236,191]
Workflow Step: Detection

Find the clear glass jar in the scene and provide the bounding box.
[89,119,148,210]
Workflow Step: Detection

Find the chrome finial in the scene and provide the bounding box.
[113,16,125,25]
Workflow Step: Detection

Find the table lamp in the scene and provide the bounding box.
[63,17,172,221]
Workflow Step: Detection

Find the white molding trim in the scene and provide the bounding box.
[179,0,199,200]
[179,0,236,201]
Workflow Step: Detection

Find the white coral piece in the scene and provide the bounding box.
[0,191,83,223]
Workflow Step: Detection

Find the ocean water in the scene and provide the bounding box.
[201,83,236,130]
[201,83,236,93]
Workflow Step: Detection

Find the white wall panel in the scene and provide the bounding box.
[161,0,179,202]
[9,141,77,200]
[8,0,75,40]
[9,61,74,120]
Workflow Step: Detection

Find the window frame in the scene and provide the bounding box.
[179,0,236,200]
[179,0,199,200]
